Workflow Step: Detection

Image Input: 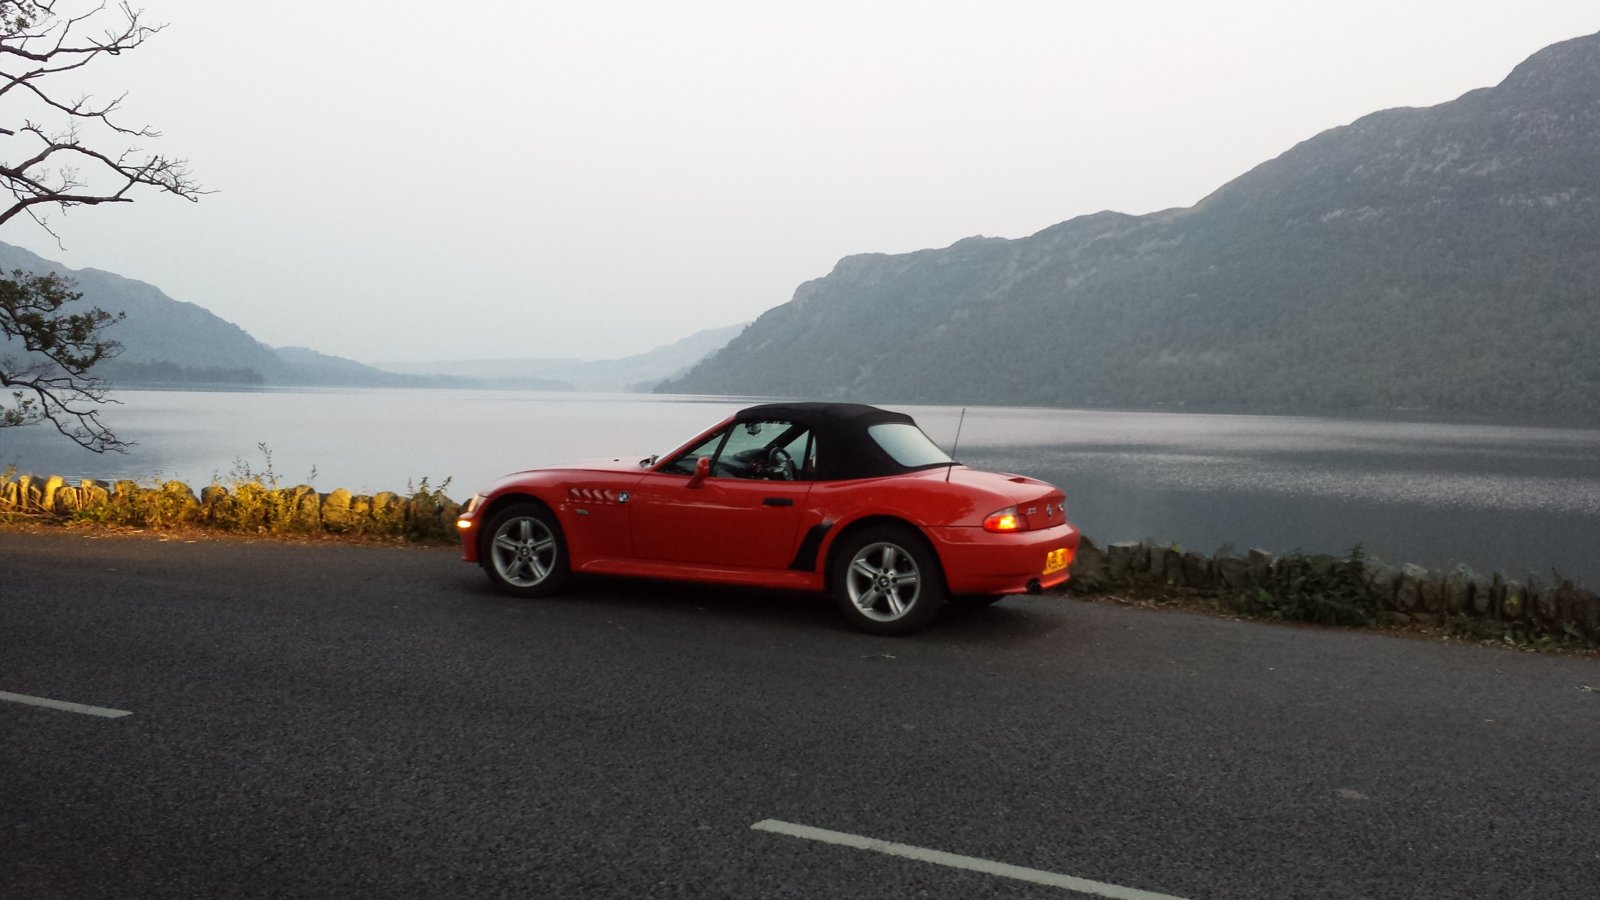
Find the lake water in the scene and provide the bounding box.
[3,388,1598,584]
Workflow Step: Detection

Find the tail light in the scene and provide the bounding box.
[983,506,1026,533]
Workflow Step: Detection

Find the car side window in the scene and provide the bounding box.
[657,429,728,475]
[715,421,813,481]
[777,427,816,480]
[658,421,814,481]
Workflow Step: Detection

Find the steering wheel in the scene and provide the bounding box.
[767,447,797,481]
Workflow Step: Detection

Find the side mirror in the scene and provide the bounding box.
[689,456,711,485]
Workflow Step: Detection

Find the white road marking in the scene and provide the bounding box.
[752,819,1192,900]
[0,690,132,718]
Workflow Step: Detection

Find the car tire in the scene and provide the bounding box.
[830,524,947,635]
[482,502,570,598]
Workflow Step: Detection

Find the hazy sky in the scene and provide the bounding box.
[7,1,1596,364]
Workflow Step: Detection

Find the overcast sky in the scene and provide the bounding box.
[7,1,1596,364]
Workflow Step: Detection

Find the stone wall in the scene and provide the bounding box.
[1068,537,1600,639]
[5,469,1596,638]
[0,472,461,541]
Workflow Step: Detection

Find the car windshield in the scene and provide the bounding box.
[867,422,954,468]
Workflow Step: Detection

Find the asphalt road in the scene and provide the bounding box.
[3,529,1597,899]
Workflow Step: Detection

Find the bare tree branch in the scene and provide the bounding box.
[0,2,202,228]
[1,0,202,451]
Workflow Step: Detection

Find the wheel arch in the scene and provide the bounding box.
[822,514,947,587]
[474,492,561,563]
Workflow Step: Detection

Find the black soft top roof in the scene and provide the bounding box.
[735,402,913,428]
[734,402,935,480]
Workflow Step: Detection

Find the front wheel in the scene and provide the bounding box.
[830,525,947,635]
[482,502,570,597]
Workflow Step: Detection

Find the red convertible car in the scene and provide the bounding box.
[455,402,1079,634]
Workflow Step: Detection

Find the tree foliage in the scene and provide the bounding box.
[0,267,121,447]
[0,0,203,451]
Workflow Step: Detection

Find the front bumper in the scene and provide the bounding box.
[456,493,483,562]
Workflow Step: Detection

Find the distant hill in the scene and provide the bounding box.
[661,32,1600,418]
[0,241,292,384]
[268,346,482,389]
[376,323,747,392]
[0,243,363,386]
[1,241,741,391]
[0,242,504,387]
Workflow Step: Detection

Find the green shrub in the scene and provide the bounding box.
[208,443,295,531]
[1224,545,1384,628]
[1444,615,1598,651]
[402,475,455,541]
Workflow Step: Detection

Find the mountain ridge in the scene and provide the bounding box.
[660,30,1600,418]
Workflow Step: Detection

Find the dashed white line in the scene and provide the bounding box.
[0,690,132,718]
[752,819,1192,900]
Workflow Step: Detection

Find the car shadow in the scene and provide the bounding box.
[452,566,1072,643]
[457,571,845,631]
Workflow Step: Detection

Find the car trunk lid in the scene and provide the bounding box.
[923,466,1070,529]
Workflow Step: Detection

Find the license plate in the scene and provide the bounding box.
[1042,548,1069,575]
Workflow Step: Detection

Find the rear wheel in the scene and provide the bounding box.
[830,525,947,635]
[482,502,570,597]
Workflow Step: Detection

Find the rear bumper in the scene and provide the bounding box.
[926,522,1080,596]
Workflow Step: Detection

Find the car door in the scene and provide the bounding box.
[631,421,813,570]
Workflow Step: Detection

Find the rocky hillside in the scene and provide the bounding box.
[661,32,1600,417]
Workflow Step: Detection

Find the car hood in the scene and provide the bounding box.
[484,457,648,488]
[550,457,651,474]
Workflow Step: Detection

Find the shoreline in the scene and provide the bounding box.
[4,469,1595,655]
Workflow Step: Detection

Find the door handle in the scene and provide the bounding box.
[762,497,794,507]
